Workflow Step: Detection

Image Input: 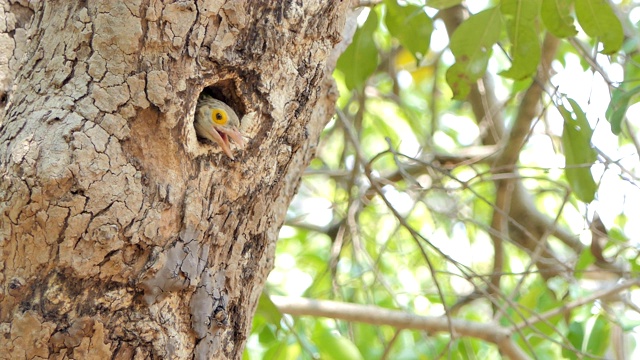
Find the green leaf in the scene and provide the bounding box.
[585,314,610,356]
[257,293,283,328]
[384,1,433,61]
[605,85,640,135]
[337,10,379,91]
[608,227,628,243]
[426,0,464,10]
[263,342,301,360]
[258,324,278,344]
[446,7,502,99]
[620,317,640,331]
[500,0,541,79]
[312,324,364,360]
[574,247,595,279]
[564,321,584,359]
[560,99,597,203]
[514,279,563,347]
[564,314,611,358]
[622,51,640,89]
[575,0,624,54]
[541,0,578,38]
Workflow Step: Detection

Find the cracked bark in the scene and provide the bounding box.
[0,1,351,359]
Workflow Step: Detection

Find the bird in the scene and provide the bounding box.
[194,95,246,160]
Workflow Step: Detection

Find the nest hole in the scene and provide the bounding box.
[199,80,246,119]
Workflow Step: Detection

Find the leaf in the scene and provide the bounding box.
[620,317,640,331]
[385,1,433,61]
[574,247,595,279]
[312,325,364,360]
[445,7,502,99]
[500,0,541,79]
[560,99,597,203]
[258,324,278,344]
[263,342,301,360]
[585,314,610,356]
[564,321,584,359]
[605,85,640,135]
[541,0,578,38]
[575,0,624,54]
[514,279,564,347]
[337,11,379,91]
[256,293,283,328]
[426,0,464,10]
[622,51,640,89]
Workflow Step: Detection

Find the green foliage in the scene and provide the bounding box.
[384,1,433,61]
[255,293,283,329]
[575,0,624,54]
[606,86,640,135]
[337,10,379,90]
[246,1,640,358]
[507,278,565,351]
[500,0,541,79]
[541,0,577,38]
[564,315,612,359]
[574,247,596,279]
[446,7,502,99]
[312,323,365,360]
[560,99,597,203]
[425,0,463,10]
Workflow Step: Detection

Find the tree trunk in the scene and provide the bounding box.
[0,1,350,358]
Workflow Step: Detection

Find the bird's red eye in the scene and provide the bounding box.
[211,109,228,125]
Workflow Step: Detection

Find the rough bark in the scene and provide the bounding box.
[0,1,350,358]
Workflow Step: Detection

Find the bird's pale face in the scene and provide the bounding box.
[195,97,246,159]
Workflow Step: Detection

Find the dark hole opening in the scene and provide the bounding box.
[199,80,245,119]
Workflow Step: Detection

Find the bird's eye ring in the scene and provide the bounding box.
[212,109,228,125]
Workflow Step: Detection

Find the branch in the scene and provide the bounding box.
[511,278,640,331]
[271,296,530,360]
[496,33,559,169]
[440,5,588,276]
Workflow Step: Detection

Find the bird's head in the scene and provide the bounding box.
[195,95,246,159]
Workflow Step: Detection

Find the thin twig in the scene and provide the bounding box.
[511,279,640,332]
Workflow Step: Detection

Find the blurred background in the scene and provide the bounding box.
[246,1,640,358]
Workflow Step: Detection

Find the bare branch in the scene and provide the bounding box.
[272,296,531,360]
[496,33,559,169]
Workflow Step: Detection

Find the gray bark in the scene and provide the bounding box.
[0,1,350,358]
